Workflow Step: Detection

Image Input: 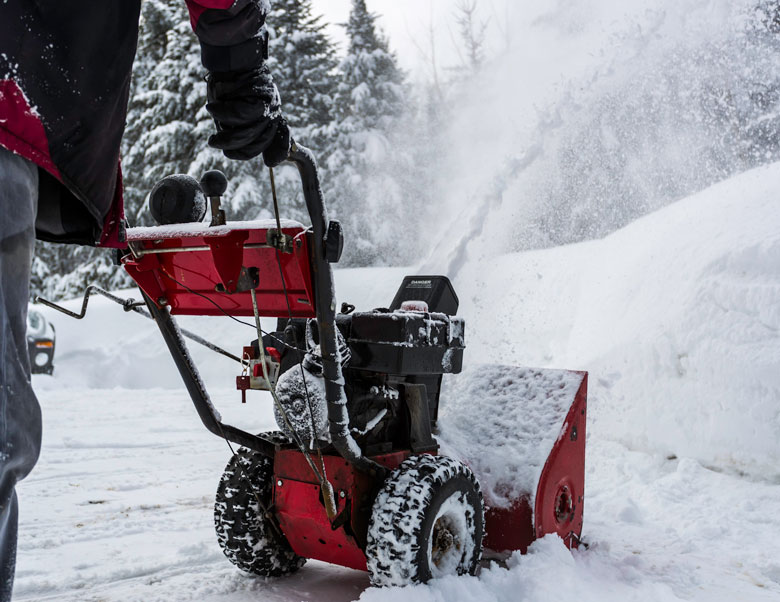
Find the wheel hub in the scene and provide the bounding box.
[431,516,462,568]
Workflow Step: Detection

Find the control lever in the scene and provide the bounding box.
[200,170,228,226]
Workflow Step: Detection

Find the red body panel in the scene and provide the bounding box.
[275,479,367,570]
[273,449,411,572]
[123,223,316,318]
[484,497,535,554]
[535,374,588,548]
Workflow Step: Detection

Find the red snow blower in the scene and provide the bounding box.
[39,142,587,586]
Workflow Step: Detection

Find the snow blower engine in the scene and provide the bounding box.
[38,141,587,586]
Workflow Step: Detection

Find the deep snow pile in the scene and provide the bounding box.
[455,161,780,481]
[16,163,780,600]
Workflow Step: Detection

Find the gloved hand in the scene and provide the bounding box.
[205,66,291,166]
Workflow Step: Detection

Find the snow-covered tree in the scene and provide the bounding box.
[259,0,340,215]
[267,0,338,145]
[123,0,207,227]
[331,0,404,164]
[327,0,410,264]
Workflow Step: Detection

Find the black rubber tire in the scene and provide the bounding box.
[214,448,305,577]
[366,455,484,587]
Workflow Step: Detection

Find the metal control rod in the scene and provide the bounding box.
[35,285,242,363]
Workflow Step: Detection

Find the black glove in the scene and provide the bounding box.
[206,66,291,166]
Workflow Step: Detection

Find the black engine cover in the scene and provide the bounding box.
[346,310,464,375]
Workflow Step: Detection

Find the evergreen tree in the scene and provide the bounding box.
[262,0,340,213]
[268,0,338,141]
[332,0,404,158]
[123,0,206,227]
[328,0,409,265]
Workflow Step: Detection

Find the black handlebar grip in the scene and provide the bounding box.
[200,170,228,198]
[149,174,207,225]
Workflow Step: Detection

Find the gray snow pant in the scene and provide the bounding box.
[0,146,41,602]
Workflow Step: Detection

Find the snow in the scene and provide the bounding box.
[126,219,305,241]
[456,161,780,481]
[14,164,780,600]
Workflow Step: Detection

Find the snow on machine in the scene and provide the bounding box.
[39,141,587,585]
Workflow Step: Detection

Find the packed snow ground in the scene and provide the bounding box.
[14,163,780,600]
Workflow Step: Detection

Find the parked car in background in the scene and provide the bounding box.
[27,306,56,375]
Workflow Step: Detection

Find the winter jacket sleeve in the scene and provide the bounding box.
[185,0,270,72]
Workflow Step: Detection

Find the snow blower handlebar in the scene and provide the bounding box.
[286,141,384,476]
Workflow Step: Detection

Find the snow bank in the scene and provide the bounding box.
[454,161,780,481]
[570,166,780,480]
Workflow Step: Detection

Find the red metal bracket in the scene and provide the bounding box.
[205,229,248,294]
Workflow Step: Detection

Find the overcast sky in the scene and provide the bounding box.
[312,0,508,80]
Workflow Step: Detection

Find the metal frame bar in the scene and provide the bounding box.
[141,289,277,457]
[35,285,242,363]
[129,242,273,258]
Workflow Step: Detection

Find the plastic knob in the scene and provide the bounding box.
[200,170,228,198]
[149,174,207,225]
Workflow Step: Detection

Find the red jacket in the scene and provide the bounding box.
[0,0,269,248]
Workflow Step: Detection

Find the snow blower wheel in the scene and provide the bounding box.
[214,447,305,577]
[366,455,484,587]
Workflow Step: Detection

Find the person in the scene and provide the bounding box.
[0,1,289,598]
